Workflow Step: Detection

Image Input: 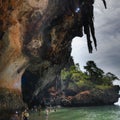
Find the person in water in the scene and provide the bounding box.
[45,108,49,116]
[22,109,29,120]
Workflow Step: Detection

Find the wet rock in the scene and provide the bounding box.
[69,86,120,106]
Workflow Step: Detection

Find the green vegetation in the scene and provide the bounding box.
[61,61,119,90]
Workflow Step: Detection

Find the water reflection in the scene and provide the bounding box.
[45,115,48,120]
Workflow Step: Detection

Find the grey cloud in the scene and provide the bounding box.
[71,0,120,78]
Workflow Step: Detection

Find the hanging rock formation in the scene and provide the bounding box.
[0,0,110,109]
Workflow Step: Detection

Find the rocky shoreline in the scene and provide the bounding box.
[60,86,120,107]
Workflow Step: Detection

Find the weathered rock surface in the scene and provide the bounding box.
[0,0,118,110]
[61,86,120,107]
[0,88,26,110]
[0,0,86,107]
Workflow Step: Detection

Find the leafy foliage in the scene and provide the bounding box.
[61,61,119,90]
[102,72,119,85]
[84,61,104,84]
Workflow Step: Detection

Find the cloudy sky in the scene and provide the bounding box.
[71,0,120,79]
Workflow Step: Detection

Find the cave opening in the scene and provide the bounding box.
[21,68,62,108]
[21,70,40,107]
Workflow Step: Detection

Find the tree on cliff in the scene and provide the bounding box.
[102,72,119,85]
[61,64,88,89]
[84,61,119,85]
[61,61,119,89]
[84,61,104,84]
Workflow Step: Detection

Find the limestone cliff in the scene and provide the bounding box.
[61,86,120,107]
[0,0,109,109]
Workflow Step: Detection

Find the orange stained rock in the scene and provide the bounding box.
[27,0,48,10]
[0,0,23,31]
[80,90,90,95]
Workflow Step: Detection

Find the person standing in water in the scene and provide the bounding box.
[22,109,29,120]
[45,108,49,116]
[45,108,49,120]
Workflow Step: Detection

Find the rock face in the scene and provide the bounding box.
[0,0,94,106]
[0,0,116,109]
[73,86,120,106]
[61,86,120,107]
[0,88,26,110]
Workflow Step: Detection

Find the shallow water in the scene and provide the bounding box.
[46,105,120,120]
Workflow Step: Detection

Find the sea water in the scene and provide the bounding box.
[48,105,120,120]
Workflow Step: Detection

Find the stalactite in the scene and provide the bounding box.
[71,0,107,53]
[102,0,107,9]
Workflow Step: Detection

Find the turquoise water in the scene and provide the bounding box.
[46,105,120,120]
